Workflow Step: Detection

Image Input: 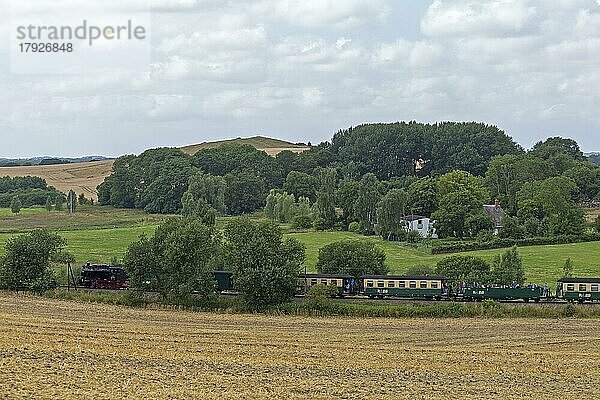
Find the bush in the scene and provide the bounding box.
[595,216,600,233]
[348,221,360,232]
[292,214,313,229]
[406,230,422,243]
[317,240,388,277]
[313,217,327,231]
[0,230,64,293]
[223,217,306,307]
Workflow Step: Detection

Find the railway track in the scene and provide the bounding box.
[57,286,600,306]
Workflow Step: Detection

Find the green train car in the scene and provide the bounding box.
[558,277,600,303]
[298,274,355,296]
[360,275,447,299]
[214,271,234,292]
[462,286,543,302]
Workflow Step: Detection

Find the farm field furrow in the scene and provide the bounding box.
[1,294,600,399]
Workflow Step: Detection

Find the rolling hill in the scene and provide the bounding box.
[180,136,310,156]
[0,136,309,200]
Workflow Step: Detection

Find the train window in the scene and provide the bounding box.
[311,279,318,285]
[579,284,587,292]
[330,279,337,286]
[420,281,427,289]
[431,282,439,289]
[366,280,373,288]
[399,281,406,288]
[592,284,599,292]
[320,279,328,285]
[388,281,395,288]
[567,284,575,291]
[409,281,417,288]
[377,281,385,288]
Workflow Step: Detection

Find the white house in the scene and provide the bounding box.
[404,215,438,238]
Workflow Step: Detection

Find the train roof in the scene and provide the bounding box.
[360,275,447,280]
[81,264,125,271]
[299,273,354,279]
[558,277,600,283]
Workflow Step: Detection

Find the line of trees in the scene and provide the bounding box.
[95,124,597,240]
[0,176,63,209]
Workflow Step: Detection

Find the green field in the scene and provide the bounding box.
[0,207,599,285]
[0,205,168,233]
[287,231,600,284]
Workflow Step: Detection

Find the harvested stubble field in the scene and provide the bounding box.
[1,295,599,399]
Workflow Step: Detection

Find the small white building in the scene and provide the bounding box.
[404,215,438,239]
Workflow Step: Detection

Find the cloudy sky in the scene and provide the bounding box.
[1,0,599,157]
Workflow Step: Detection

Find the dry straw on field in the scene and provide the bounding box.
[1,293,599,399]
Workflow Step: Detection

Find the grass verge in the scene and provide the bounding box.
[42,290,597,319]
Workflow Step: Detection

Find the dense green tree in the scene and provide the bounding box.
[491,246,525,285]
[517,176,585,235]
[336,179,360,228]
[330,122,520,179]
[376,189,408,240]
[563,164,600,200]
[139,157,198,214]
[433,171,490,238]
[224,171,267,215]
[406,177,438,216]
[283,171,317,202]
[530,137,587,162]
[498,216,527,239]
[10,195,22,214]
[484,154,556,215]
[194,143,283,188]
[314,168,337,229]
[181,173,226,224]
[355,173,383,234]
[595,216,600,233]
[0,230,63,292]
[223,218,305,306]
[123,218,219,301]
[316,240,388,277]
[435,255,491,289]
[55,194,65,211]
[0,176,61,209]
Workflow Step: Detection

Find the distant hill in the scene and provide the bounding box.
[180,136,310,156]
[587,152,600,166]
[0,155,111,167]
[0,136,310,200]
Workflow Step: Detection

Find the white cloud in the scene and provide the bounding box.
[421,0,537,38]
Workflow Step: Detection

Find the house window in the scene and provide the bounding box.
[579,284,587,292]
[399,281,406,288]
[388,281,395,288]
[366,280,373,288]
[377,281,385,288]
[591,284,599,292]
[567,284,575,291]
[409,281,417,289]
[431,282,439,289]
[420,281,427,289]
